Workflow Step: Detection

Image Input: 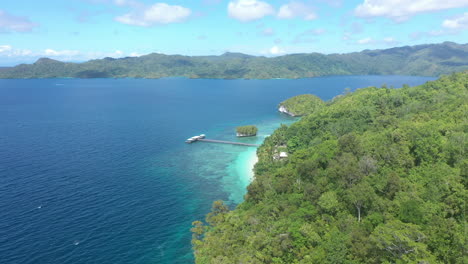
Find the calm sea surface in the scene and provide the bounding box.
[0,76,435,264]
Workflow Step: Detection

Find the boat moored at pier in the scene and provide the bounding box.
[185,134,206,143]
[185,134,259,147]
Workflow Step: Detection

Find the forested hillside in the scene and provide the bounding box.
[192,71,467,263]
[0,42,466,79]
[279,94,325,116]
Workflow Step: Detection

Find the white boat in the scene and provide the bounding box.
[185,134,205,143]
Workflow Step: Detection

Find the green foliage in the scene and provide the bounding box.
[1,42,467,79]
[191,221,206,251]
[370,220,439,263]
[317,191,340,214]
[193,71,468,264]
[205,200,229,226]
[236,125,258,136]
[279,94,325,116]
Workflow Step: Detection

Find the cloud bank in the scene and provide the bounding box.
[278,1,317,20]
[355,0,468,21]
[443,12,468,29]
[228,0,275,22]
[0,44,143,63]
[115,3,191,26]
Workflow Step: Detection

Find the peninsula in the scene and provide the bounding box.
[278,94,325,117]
[192,71,468,264]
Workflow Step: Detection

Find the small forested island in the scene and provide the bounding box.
[192,71,467,264]
[236,125,258,137]
[278,94,325,117]
[0,42,466,79]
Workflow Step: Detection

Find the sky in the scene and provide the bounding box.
[0,0,467,66]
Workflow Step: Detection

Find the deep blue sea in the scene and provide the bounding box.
[0,76,435,264]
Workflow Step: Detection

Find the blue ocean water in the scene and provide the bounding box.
[0,76,435,264]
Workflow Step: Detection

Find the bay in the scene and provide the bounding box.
[0,75,435,264]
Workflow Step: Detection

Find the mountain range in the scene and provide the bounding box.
[0,42,466,79]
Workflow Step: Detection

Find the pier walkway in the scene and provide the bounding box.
[198,139,259,147]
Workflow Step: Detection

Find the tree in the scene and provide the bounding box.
[318,191,340,214]
[346,182,375,222]
[206,200,229,226]
[320,227,349,264]
[370,220,437,263]
[399,200,424,224]
[191,221,205,250]
[358,155,378,175]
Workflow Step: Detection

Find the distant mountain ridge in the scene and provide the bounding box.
[0,42,466,79]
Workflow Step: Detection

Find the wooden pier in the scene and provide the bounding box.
[198,139,259,147]
[186,134,259,147]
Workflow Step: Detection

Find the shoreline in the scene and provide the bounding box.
[246,150,259,182]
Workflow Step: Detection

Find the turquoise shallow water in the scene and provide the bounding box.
[0,76,435,264]
[190,115,298,204]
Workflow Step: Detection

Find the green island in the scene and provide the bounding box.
[0,42,466,79]
[237,125,258,137]
[192,71,468,264]
[279,94,325,117]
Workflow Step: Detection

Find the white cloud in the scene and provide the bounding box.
[383,37,399,45]
[115,3,191,26]
[278,1,317,20]
[228,0,275,22]
[44,49,80,57]
[410,13,467,40]
[356,37,399,45]
[0,45,32,56]
[0,45,12,53]
[0,9,37,32]
[269,45,285,55]
[443,12,468,29]
[129,52,141,57]
[355,0,468,21]
[0,45,148,63]
[357,37,373,44]
[0,45,33,59]
[259,45,286,56]
[83,50,139,60]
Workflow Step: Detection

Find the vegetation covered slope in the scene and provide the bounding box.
[192,72,468,264]
[279,94,325,116]
[0,42,467,79]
